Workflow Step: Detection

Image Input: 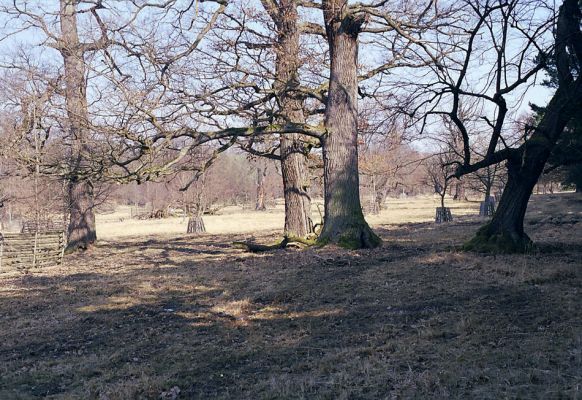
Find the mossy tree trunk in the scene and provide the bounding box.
[466,86,581,251]
[463,0,582,252]
[317,0,380,249]
[465,155,539,252]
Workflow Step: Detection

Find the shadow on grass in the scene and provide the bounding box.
[0,222,581,399]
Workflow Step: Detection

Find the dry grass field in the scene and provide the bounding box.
[96,196,480,239]
[1,194,581,399]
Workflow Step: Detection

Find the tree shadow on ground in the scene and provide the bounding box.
[0,221,581,399]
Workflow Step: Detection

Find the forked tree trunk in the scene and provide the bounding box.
[274,0,313,238]
[318,1,380,249]
[61,0,96,251]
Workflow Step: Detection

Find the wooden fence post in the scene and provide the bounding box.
[32,231,38,268]
[59,232,66,265]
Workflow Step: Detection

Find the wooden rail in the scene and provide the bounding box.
[0,231,66,271]
[21,219,65,234]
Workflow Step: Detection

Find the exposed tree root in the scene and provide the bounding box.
[233,235,317,253]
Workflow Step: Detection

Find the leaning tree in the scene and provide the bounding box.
[406,0,582,252]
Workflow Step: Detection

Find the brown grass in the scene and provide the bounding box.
[96,196,479,239]
[1,193,581,399]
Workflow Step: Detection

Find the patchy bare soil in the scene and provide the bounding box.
[1,193,581,399]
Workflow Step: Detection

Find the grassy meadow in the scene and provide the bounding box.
[96,195,481,239]
[0,193,580,399]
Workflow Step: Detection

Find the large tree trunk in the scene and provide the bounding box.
[61,0,96,251]
[318,1,380,249]
[464,0,582,252]
[466,89,581,251]
[465,155,539,252]
[274,0,313,238]
[67,179,97,249]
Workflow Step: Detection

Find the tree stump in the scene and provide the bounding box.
[187,216,206,234]
[435,207,453,223]
[479,197,496,217]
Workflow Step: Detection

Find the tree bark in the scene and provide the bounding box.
[67,178,97,249]
[280,137,312,235]
[255,165,267,211]
[273,0,313,238]
[467,88,581,251]
[466,87,580,251]
[464,0,582,252]
[371,176,386,215]
[465,156,537,252]
[318,1,380,249]
[60,0,96,251]
[453,182,465,201]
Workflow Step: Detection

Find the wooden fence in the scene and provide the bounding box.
[0,231,66,271]
[21,218,65,234]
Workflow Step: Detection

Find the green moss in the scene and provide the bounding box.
[317,224,381,250]
[462,223,533,254]
[285,235,318,246]
[315,236,331,247]
[315,209,382,249]
[338,234,362,250]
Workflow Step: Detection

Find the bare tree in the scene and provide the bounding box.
[314,0,379,248]
[407,0,582,251]
[359,137,426,214]
[0,0,453,250]
[1,1,123,249]
[425,150,456,223]
[261,0,314,236]
[57,0,102,250]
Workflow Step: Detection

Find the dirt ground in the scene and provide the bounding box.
[1,194,581,399]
